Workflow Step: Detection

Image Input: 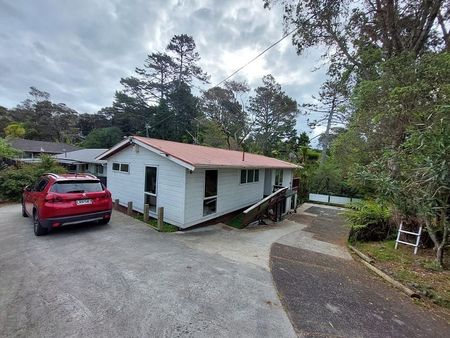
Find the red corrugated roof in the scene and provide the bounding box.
[132,136,298,169]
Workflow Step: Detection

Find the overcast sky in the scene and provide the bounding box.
[0,0,327,139]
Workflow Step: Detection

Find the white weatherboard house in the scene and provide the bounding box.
[97,136,298,229]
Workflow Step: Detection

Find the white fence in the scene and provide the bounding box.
[309,193,361,206]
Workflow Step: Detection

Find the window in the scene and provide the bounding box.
[50,181,103,193]
[203,170,218,216]
[120,163,129,172]
[275,169,284,186]
[144,166,157,212]
[34,179,48,192]
[112,162,129,173]
[240,169,259,184]
[240,170,246,184]
[247,169,254,183]
[96,165,104,174]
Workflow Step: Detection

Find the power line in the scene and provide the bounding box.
[213,27,297,88]
[148,27,297,131]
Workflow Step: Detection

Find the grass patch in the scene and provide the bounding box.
[135,214,178,233]
[353,240,450,315]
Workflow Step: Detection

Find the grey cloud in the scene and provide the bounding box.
[0,0,327,140]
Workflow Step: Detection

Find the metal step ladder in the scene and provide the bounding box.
[395,221,422,255]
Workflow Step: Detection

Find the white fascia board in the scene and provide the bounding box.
[95,137,132,160]
[131,138,195,171]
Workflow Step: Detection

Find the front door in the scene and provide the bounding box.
[144,166,157,213]
[203,170,218,216]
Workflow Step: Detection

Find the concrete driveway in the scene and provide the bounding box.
[271,204,450,337]
[0,204,296,338]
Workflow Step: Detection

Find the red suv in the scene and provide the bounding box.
[22,173,112,236]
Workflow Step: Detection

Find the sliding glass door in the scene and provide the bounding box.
[144,166,157,213]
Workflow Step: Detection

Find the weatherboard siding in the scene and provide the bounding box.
[106,145,186,226]
[282,169,293,188]
[183,168,265,226]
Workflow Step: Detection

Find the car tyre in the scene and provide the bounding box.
[33,211,48,236]
[22,200,28,217]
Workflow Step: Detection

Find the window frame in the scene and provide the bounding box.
[275,169,284,186]
[203,170,218,216]
[144,166,158,213]
[240,169,260,184]
[96,164,104,175]
[120,163,129,173]
[112,162,130,174]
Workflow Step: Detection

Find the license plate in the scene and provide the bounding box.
[76,199,92,205]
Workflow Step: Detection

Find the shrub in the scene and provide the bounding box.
[0,155,65,201]
[343,200,392,242]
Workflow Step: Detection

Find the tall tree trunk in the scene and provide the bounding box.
[425,212,448,268]
[320,98,336,166]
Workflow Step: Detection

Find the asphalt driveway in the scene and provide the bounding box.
[0,204,295,338]
[271,205,450,337]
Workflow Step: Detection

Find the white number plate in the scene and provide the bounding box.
[76,199,92,205]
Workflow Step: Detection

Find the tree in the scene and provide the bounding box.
[137,52,177,100]
[0,138,21,159]
[0,106,11,138]
[77,111,111,137]
[304,78,349,164]
[264,0,449,78]
[8,87,80,143]
[121,52,177,103]
[249,74,298,156]
[298,132,310,147]
[82,127,123,148]
[4,123,25,138]
[198,119,229,148]
[165,83,200,142]
[346,53,450,265]
[111,91,149,135]
[201,81,250,149]
[148,99,173,140]
[166,34,210,88]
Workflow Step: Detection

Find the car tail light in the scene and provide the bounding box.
[105,190,111,198]
[45,193,63,203]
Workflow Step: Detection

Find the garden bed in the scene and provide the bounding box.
[353,240,450,320]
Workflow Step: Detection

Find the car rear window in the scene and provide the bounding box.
[50,180,104,193]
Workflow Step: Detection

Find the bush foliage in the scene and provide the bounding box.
[343,200,392,242]
[0,155,66,201]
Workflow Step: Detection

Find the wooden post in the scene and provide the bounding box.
[127,201,133,216]
[114,199,119,210]
[143,204,149,222]
[157,207,164,231]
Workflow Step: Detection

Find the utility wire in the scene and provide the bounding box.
[213,27,297,88]
[148,28,297,131]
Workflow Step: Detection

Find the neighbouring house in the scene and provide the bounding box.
[97,136,299,229]
[54,149,108,185]
[8,138,79,162]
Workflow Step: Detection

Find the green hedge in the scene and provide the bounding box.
[0,156,66,202]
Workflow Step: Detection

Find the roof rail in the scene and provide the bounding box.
[80,173,98,179]
[42,173,61,179]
